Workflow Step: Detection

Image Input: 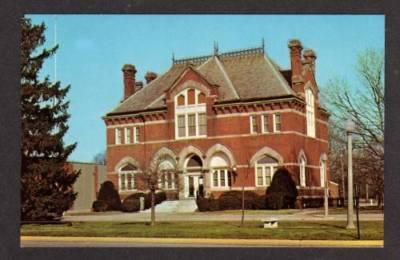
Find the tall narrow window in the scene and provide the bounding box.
[274,113,281,132]
[256,167,263,186]
[133,127,139,143]
[262,114,269,133]
[178,115,186,137]
[119,163,137,191]
[300,157,306,187]
[198,113,207,135]
[250,115,258,134]
[306,88,315,137]
[188,114,196,136]
[125,128,131,144]
[115,128,122,144]
[213,171,219,187]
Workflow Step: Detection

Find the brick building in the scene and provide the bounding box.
[103,39,335,201]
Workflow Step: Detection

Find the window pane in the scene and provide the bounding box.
[198,113,207,135]
[116,128,122,144]
[188,114,196,136]
[265,167,271,186]
[135,127,139,143]
[167,172,172,189]
[263,115,268,132]
[120,174,126,190]
[220,170,226,187]
[257,167,263,186]
[127,174,132,190]
[125,128,131,144]
[251,115,257,133]
[178,115,186,137]
[275,114,281,131]
[213,171,219,187]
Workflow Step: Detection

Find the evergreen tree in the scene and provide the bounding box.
[20,17,80,221]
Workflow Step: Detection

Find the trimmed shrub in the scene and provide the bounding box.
[218,190,260,210]
[155,191,167,205]
[209,198,220,211]
[92,200,108,212]
[253,195,267,209]
[196,197,210,212]
[267,192,285,209]
[122,198,141,212]
[266,167,298,209]
[97,181,122,211]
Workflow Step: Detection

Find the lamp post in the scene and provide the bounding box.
[321,154,329,217]
[345,118,356,229]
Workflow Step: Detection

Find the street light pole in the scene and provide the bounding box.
[346,120,356,229]
[321,154,328,217]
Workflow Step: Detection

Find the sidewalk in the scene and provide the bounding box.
[20,236,384,248]
[63,210,384,222]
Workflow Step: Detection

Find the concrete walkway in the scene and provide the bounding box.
[63,209,383,222]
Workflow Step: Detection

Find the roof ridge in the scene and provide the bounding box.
[173,46,264,65]
[213,56,240,99]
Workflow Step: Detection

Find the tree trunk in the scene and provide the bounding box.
[150,190,155,226]
[240,185,245,227]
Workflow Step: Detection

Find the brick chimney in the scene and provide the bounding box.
[122,64,137,100]
[303,48,317,73]
[145,71,158,84]
[288,39,304,92]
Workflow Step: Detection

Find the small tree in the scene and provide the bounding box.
[136,155,178,226]
[93,150,106,165]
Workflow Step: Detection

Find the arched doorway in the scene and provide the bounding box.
[183,154,203,199]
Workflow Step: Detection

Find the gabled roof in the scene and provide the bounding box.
[106,47,295,116]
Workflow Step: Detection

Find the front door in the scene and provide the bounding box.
[184,175,201,198]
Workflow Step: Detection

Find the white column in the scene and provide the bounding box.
[346,132,355,229]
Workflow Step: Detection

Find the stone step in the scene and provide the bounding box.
[142,199,198,213]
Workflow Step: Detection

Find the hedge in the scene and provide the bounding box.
[94,181,122,211]
[121,191,167,212]
[92,200,108,212]
[196,191,266,211]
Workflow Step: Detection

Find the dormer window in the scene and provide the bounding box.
[175,88,207,139]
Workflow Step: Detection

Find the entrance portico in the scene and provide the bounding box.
[180,154,204,199]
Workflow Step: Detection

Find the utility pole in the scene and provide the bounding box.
[346,120,355,229]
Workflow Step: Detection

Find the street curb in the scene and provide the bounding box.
[20,236,384,247]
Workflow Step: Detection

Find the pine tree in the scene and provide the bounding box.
[20,17,80,221]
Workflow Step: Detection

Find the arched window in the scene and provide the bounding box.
[119,163,138,191]
[175,88,207,139]
[299,156,306,187]
[158,160,176,190]
[305,88,315,137]
[320,159,326,188]
[255,155,279,187]
[210,153,230,188]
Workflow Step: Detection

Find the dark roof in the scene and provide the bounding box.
[106,47,294,116]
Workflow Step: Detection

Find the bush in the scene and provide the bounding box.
[155,191,167,205]
[97,181,122,211]
[266,167,298,209]
[121,193,148,212]
[218,190,260,210]
[92,200,108,212]
[209,198,220,211]
[267,192,285,209]
[196,197,210,212]
[122,198,141,212]
[253,195,267,209]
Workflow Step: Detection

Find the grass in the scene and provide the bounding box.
[21,220,383,240]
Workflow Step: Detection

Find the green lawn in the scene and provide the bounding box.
[21,221,383,240]
[194,209,299,215]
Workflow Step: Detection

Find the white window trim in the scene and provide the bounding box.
[255,163,278,187]
[261,114,269,133]
[299,157,306,187]
[273,113,281,133]
[115,128,122,145]
[174,88,207,140]
[118,170,137,192]
[250,115,257,134]
[306,88,316,137]
[124,127,131,144]
[133,126,139,143]
[211,168,229,188]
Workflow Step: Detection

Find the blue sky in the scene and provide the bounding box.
[27,15,384,162]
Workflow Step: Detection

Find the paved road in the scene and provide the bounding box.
[63,209,383,222]
[21,236,383,248]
